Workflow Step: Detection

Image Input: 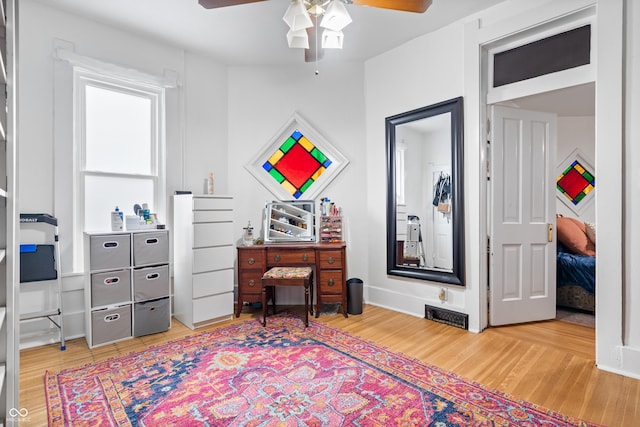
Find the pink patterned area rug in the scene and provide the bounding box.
[46,314,600,426]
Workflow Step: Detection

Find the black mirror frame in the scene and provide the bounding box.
[386,96,465,285]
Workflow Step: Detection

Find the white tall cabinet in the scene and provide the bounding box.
[1,0,18,422]
[172,195,234,329]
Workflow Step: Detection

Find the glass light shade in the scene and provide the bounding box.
[307,4,325,16]
[320,0,352,31]
[283,0,313,32]
[287,28,310,49]
[321,29,344,49]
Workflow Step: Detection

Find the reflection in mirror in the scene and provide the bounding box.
[386,97,464,285]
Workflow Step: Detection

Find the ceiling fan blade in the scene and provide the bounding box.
[350,0,432,13]
[198,0,266,9]
[304,17,325,63]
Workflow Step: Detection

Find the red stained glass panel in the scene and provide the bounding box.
[557,168,588,199]
[275,143,321,189]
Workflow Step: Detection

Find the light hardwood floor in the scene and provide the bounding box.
[20,304,640,426]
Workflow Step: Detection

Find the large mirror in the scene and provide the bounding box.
[386,97,465,285]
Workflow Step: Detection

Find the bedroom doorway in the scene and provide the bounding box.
[480,7,597,330]
[471,0,624,372]
[488,83,596,328]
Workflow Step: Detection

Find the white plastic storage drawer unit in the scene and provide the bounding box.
[85,230,171,348]
[172,194,235,329]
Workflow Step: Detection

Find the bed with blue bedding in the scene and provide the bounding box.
[556,242,595,312]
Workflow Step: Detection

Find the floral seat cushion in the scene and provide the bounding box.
[262,266,312,280]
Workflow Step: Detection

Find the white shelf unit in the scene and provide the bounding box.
[84,230,171,348]
[264,201,315,243]
[172,194,234,329]
[1,0,18,421]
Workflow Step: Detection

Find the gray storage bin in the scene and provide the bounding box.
[134,297,170,337]
[90,234,131,271]
[133,231,169,266]
[133,265,169,301]
[91,304,132,346]
[91,269,131,308]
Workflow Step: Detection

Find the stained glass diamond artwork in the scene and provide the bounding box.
[556,149,595,215]
[246,113,349,200]
[557,160,594,205]
[262,131,332,199]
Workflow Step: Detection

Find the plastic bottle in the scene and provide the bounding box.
[111,207,124,231]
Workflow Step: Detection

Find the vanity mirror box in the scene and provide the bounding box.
[264,200,316,243]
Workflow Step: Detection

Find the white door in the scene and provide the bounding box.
[431,167,452,270]
[489,106,557,326]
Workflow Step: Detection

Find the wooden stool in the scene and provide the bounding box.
[261,266,313,327]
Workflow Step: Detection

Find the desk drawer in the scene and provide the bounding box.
[268,249,315,265]
[319,270,344,294]
[238,249,266,269]
[318,250,343,269]
[238,270,264,295]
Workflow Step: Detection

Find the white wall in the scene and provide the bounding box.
[556,116,595,222]
[227,63,368,303]
[624,0,640,355]
[18,0,229,345]
[364,23,469,321]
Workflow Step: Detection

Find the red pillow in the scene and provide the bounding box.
[557,216,596,256]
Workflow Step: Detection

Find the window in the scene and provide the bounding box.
[75,69,166,235]
[493,25,591,87]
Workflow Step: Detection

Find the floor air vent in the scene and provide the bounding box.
[425,305,468,330]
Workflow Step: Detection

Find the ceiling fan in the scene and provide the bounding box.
[198,0,432,62]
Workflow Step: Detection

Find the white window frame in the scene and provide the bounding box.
[72,68,167,270]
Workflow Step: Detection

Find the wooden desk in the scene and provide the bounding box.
[237,242,347,318]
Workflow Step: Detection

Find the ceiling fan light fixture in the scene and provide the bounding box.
[307,3,325,16]
[283,0,313,32]
[287,28,310,49]
[320,0,352,31]
[321,29,344,49]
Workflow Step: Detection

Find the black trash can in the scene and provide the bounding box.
[347,278,364,315]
